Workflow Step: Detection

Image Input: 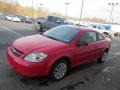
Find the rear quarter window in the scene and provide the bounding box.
[96,33,105,41]
[79,31,97,43]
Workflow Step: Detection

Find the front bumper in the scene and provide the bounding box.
[6,47,49,77]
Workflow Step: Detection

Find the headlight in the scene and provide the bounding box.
[24,53,48,62]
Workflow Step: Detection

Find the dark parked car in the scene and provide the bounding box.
[6,25,111,80]
[15,15,33,23]
[15,15,27,23]
[34,16,72,31]
[25,17,33,23]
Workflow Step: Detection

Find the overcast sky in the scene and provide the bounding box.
[16,0,120,23]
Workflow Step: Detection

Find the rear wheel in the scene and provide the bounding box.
[36,23,42,31]
[97,51,108,63]
[50,60,68,81]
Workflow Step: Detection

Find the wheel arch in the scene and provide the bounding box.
[105,48,109,53]
[48,56,71,75]
[56,56,71,67]
[36,22,43,30]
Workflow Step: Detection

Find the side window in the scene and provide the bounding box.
[79,32,97,43]
[52,17,57,22]
[88,32,97,42]
[47,16,53,21]
[56,18,64,24]
[47,16,57,22]
[96,33,105,41]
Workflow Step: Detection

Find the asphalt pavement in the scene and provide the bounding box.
[0,20,120,90]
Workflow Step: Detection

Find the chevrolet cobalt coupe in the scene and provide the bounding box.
[6,25,111,80]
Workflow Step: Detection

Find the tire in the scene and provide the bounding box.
[97,51,108,63]
[50,60,68,81]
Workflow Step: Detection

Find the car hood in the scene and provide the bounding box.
[13,35,66,53]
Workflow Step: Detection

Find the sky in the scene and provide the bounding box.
[13,0,120,23]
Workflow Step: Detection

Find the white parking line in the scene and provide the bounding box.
[0,26,24,37]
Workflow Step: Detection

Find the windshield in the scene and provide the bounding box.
[43,26,80,43]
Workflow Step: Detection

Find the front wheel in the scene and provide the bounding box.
[50,60,68,81]
[97,51,108,63]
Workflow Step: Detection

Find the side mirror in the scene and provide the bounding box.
[77,41,88,46]
[104,34,111,38]
[56,20,60,24]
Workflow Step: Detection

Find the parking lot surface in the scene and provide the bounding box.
[0,20,120,90]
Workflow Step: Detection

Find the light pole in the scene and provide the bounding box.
[108,3,119,24]
[40,3,44,17]
[34,3,37,18]
[32,0,34,17]
[64,2,70,19]
[79,0,84,24]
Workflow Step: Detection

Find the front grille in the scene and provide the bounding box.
[11,46,23,57]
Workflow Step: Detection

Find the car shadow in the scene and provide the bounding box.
[8,61,102,87]
[68,61,101,76]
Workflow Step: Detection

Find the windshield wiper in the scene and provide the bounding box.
[42,34,68,43]
[43,35,58,41]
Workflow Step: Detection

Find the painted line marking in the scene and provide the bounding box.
[0,26,24,37]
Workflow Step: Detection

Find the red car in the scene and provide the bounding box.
[6,25,111,80]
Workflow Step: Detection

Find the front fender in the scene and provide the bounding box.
[45,54,72,75]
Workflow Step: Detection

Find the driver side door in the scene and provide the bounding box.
[73,31,98,66]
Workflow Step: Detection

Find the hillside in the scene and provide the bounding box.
[0,1,64,18]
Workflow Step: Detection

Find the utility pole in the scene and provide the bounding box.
[40,3,44,16]
[64,2,70,19]
[79,0,84,25]
[32,0,34,17]
[108,3,119,24]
